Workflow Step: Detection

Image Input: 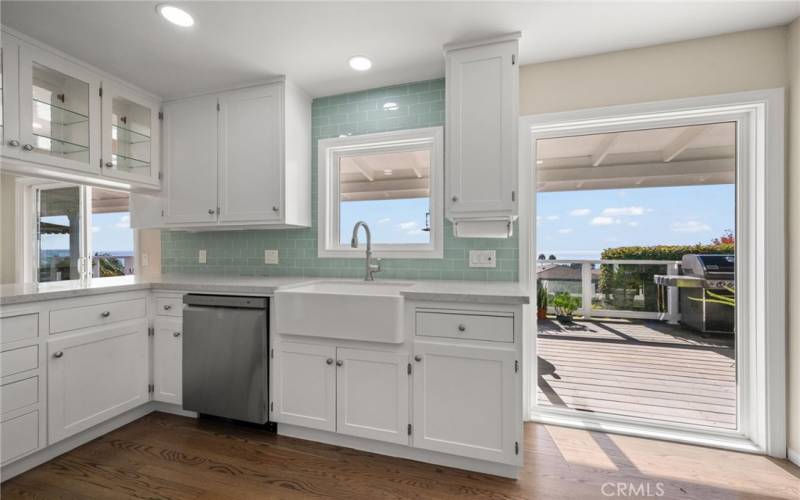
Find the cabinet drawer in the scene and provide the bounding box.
[1,410,39,465]
[0,314,38,345]
[1,346,39,378]
[1,376,38,415]
[155,296,183,317]
[49,298,147,334]
[416,310,514,343]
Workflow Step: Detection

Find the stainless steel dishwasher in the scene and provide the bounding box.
[182,294,269,424]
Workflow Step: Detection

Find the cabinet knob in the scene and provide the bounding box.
[414,355,422,362]
[53,351,64,358]
[7,140,20,147]
[208,209,216,215]
[163,304,172,310]
[173,331,181,337]
[272,206,279,212]
[22,144,34,151]
[336,360,343,367]
[458,324,466,332]
[451,195,458,202]
[105,162,113,168]
[101,311,111,317]
[326,358,334,365]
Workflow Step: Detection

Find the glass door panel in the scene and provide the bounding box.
[110,95,151,176]
[37,186,82,282]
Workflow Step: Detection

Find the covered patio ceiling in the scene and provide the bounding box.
[535,122,735,192]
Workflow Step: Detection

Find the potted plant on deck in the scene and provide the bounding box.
[537,283,549,320]
[552,292,580,324]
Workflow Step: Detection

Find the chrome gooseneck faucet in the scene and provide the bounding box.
[351,221,381,281]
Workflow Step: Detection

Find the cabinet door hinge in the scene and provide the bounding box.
[511,190,516,202]
[515,360,519,373]
[270,348,274,359]
[148,384,154,393]
[158,171,162,181]
[158,111,164,120]
[511,54,516,65]
[99,158,103,168]
[515,441,519,455]
[148,326,154,337]
[161,209,165,217]
[217,102,220,111]
[407,424,412,435]
[99,87,103,97]
[407,363,412,375]
[270,401,274,412]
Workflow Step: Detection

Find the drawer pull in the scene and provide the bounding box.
[414,355,422,362]
[101,311,111,318]
[53,351,64,358]
[173,332,181,337]
[457,324,466,332]
[326,358,334,365]
[163,304,172,310]
[336,360,343,367]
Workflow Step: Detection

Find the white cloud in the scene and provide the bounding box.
[590,216,617,226]
[546,215,559,221]
[115,214,130,229]
[92,226,100,233]
[397,221,418,230]
[670,220,711,233]
[377,217,391,224]
[570,208,591,216]
[601,206,645,217]
[557,228,573,234]
[627,221,639,227]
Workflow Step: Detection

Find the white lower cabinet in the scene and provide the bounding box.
[412,341,518,464]
[336,348,409,445]
[273,342,336,432]
[153,317,182,405]
[47,319,149,443]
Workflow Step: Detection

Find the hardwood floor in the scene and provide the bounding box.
[2,412,798,499]
[538,318,736,429]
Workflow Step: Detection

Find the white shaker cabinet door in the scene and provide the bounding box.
[47,319,149,444]
[273,341,336,432]
[153,316,182,405]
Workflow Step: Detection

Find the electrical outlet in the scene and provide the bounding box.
[141,253,149,267]
[264,249,279,265]
[198,249,207,264]
[469,250,496,268]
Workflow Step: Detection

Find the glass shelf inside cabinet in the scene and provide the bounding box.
[33,133,89,156]
[112,123,150,145]
[33,98,89,126]
[112,153,151,171]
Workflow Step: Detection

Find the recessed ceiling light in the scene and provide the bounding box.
[348,56,372,71]
[157,4,194,27]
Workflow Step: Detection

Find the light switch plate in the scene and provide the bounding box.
[198,249,207,264]
[141,253,149,267]
[469,250,496,268]
[264,249,279,265]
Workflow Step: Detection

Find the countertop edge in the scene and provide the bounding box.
[401,291,530,305]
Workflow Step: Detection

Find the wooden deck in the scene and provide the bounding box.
[537,318,737,430]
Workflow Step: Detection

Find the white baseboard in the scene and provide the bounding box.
[788,448,800,467]
[278,423,520,479]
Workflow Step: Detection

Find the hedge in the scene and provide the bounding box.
[600,243,734,261]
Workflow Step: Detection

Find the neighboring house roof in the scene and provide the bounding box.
[536,264,600,281]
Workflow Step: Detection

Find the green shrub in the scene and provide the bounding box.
[552,292,580,316]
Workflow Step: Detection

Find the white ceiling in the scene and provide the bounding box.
[2,1,798,100]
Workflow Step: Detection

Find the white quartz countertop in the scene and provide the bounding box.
[0,274,530,306]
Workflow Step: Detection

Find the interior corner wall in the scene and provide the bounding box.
[0,173,17,284]
[786,16,800,461]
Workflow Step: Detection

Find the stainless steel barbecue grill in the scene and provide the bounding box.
[654,254,735,334]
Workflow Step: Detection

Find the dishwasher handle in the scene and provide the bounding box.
[183,294,267,309]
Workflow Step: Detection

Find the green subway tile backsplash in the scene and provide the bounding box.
[160,79,519,281]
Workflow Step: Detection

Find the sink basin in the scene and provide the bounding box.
[274,280,414,344]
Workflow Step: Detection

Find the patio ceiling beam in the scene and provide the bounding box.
[348,157,375,181]
[538,158,734,183]
[591,133,620,167]
[662,126,707,162]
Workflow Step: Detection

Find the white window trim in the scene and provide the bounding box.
[517,88,786,458]
[317,127,444,259]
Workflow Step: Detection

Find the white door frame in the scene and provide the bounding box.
[518,88,786,458]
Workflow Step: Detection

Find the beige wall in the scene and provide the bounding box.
[0,174,17,284]
[787,18,800,458]
[138,228,161,279]
[519,24,797,457]
[520,26,788,115]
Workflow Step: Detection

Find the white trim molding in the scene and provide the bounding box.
[317,127,444,259]
[518,88,786,458]
[789,448,800,467]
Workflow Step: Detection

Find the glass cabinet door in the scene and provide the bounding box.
[18,44,100,173]
[1,34,21,158]
[101,83,160,186]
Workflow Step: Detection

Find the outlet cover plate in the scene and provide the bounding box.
[198,249,207,264]
[264,250,279,265]
[469,250,496,268]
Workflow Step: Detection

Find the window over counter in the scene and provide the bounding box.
[318,127,443,258]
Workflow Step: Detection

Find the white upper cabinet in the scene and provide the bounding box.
[162,94,219,225]
[445,33,520,223]
[1,34,21,160]
[140,78,311,229]
[101,82,160,187]
[218,84,282,223]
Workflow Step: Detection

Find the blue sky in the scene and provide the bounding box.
[340,198,430,245]
[536,184,735,260]
[40,212,133,253]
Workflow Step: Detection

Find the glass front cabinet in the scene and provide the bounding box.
[1,31,160,188]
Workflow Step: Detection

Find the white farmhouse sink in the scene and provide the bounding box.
[274,280,414,344]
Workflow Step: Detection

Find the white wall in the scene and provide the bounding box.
[518,24,796,457]
[787,17,800,460]
[0,174,17,284]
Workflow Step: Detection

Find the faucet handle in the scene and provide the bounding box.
[370,257,382,272]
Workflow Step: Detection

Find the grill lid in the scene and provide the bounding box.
[681,254,734,278]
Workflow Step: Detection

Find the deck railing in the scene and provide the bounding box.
[536,259,681,323]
